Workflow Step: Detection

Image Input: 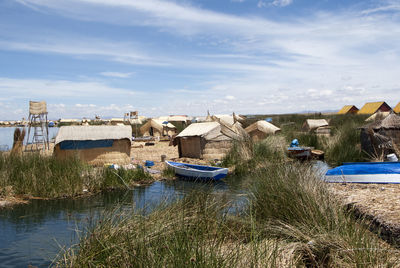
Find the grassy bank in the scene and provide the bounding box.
[241,114,369,166]
[57,139,399,267]
[0,153,152,200]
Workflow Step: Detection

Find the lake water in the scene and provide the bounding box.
[0,127,59,151]
[0,179,245,268]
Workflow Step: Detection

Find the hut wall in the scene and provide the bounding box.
[360,129,376,157]
[202,140,232,160]
[379,129,400,148]
[379,103,392,112]
[54,139,131,166]
[178,136,202,158]
[249,130,267,142]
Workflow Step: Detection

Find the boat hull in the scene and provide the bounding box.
[324,162,400,184]
[166,161,228,181]
[287,147,311,159]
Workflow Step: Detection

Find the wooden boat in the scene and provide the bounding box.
[324,162,400,183]
[287,147,311,160]
[166,161,228,181]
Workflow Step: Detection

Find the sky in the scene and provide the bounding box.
[0,0,400,120]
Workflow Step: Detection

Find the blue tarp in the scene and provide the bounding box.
[59,140,114,150]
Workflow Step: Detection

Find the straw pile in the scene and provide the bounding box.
[11,128,25,156]
[330,183,400,243]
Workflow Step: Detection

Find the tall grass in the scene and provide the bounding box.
[56,191,279,267]
[325,121,366,166]
[57,161,400,267]
[0,153,154,199]
[0,153,87,198]
[248,162,399,266]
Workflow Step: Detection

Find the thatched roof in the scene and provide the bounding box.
[29,101,47,115]
[363,113,400,130]
[158,115,188,123]
[245,120,281,135]
[176,121,245,141]
[338,105,359,114]
[55,125,132,145]
[358,101,391,115]
[394,102,400,114]
[140,119,176,134]
[365,111,391,122]
[303,119,329,131]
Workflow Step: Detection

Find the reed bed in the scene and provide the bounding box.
[0,153,153,199]
[57,138,400,267]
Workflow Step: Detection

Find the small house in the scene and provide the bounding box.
[302,119,330,134]
[173,121,245,160]
[394,102,400,114]
[54,125,132,166]
[245,121,280,141]
[360,113,400,157]
[358,101,392,115]
[110,118,125,126]
[140,119,177,137]
[338,105,359,115]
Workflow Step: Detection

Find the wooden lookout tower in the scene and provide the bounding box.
[26,101,49,151]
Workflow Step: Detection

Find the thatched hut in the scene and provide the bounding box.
[360,113,400,157]
[365,111,391,122]
[54,125,132,166]
[140,119,177,137]
[338,105,359,114]
[245,120,280,141]
[358,101,392,115]
[302,119,328,131]
[173,121,245,160]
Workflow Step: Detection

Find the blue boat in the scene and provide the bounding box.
[324,162,400,183]
[166,161,228,181]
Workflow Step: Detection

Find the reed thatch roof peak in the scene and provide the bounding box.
[364,113,400,129]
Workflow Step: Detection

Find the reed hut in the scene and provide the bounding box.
[360,113,400,157]
[365,111,391,122]
[173,121,245,160]
[302,119,329,133]
[338,105,359,114]
[54,125,132,166]
[245,120,280,141]
[140,119,177,137]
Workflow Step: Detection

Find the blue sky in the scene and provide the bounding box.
[0,0,400,119]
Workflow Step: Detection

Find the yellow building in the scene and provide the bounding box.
[394,102,400,114]
[337,105,359,114]
[358,101,392,115]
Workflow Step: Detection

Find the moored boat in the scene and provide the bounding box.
[287,147,311,159]
[166,161,228,181]
[324,162,400,183]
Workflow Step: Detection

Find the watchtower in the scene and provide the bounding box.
[26,101,49,151]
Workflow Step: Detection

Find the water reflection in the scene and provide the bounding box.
[0,179,243,268]
[0,127,59,151]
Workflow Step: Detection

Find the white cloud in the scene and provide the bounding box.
[258,0,292,8]
[100,72,135,78]
[225,95,236,100]
[271,0,293,7]
[2,0,399,118]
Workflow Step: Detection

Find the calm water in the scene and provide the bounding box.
[0,127,59,151]
[0,179,245,268]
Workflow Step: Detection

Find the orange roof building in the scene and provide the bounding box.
[338,105,359,114]
[358,101,392,115]
[394,102,400,114]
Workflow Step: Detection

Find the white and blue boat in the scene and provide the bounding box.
[166,161,228,181]
[324,162,400,184]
